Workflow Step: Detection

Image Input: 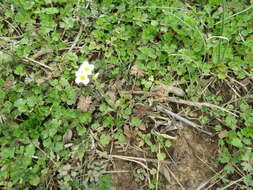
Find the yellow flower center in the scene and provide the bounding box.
[84,67,90,72]
[80,75,86,80]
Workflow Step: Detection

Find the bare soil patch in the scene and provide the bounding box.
[166,126,218,190]
[109,124,218,190]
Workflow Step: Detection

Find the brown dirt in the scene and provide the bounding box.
[165,125,218,190]
[110,125,218,190]
[111,159,138,190]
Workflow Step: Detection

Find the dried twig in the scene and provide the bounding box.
[219,177,244,190]
[109,155,171,164]
[222,94,253,106]
[120,90,237,117]
[196,180,210,190]
[165,97,238,117]
[109,155,149,170]
[163,164,186,190]
[102,170,129,174]
[204,170,225,190]
[156,144,161,190]
[32,49,53,59]
[23,57,53,71]
[156,105,214,136]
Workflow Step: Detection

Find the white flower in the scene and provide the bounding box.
[78,61,94,75]
[75,72,90,85]
[92,72,99,80]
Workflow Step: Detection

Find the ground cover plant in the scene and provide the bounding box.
[0,0,252,189]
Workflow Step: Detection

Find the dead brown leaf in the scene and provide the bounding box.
[4,81,13,87]
[106,90,117,101]
[152,84,185,99]
[130,65,144,78]
[36,73,53,85]
[77,96,92,112]
[138,123,146,131]
[63,129,73,143]
[123,125,136,140]
[2,81,13,92]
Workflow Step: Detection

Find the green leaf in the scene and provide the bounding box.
[14,99,27,107]
[40,14,57,34]
[76,125,86,136]
[40,8,59,14]
[165,140,172,148]
[0,51,14,63]
[241,127,253,138]
[54,142,64,152]
[103,116,114,127]
[25,144,35,157]
[224,164,235,174]
[157,152,166,161]
[79,112,92,124]
[122,108,132,119]
[43,138,52,148]
[225,115,237,130]
[130,117,142,127]
[100,134,111,146]
[1,147,15,159]
[138,46,157,59]
[230,138,243,148]
[29,175,40,186]
[244,175,253,186]
[60,17,75,29]
[99,104,113,115]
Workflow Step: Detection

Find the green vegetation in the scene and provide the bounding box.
[0,0,252,189]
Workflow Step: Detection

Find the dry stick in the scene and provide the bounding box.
[32,47,83,59]
[120,90,237,117]
[164,164,186,190]
[224,79,241,98]
[223,94,253,106]
[219,177,244,190]
[196,180,210,190]
[109,155,149,170]
[165,97,238,117]
[227,76,248,92]
[109,154,171,165]
[204,173,226,190]
[102,170,129,174]
[156,144,161,190]
[244,70,253,80]
[3,19,22,36]
[195,154,217,174]
[32,49,54,59]
[198,170,223,190]
[23,57,53,71]
[156,105,214,136]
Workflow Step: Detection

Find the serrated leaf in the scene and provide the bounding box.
[100,134,111,146]
[230,138,243,148]
[79,112,92,124]
[130,117,142,127]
